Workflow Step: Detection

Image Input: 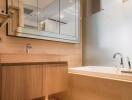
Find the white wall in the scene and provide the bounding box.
[83,0,132,67]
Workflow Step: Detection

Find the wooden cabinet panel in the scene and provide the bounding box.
[91,0,101,13]
[0,68,2,99]
[0,62,68,100]
[45,63,68,96]
[0,0,6,14]
[1,65,43,100]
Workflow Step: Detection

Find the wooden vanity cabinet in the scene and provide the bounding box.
[44,63,68,96]
[0,62,68,100]
[1,65,43,100]
[0,68,2,100]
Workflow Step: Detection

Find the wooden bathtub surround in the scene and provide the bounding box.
[68,73,132,100]
[0,54,68,100]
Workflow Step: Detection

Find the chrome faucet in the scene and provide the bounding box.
[127,57,131,69]
[113,52,124,68]
[26,43,32,54]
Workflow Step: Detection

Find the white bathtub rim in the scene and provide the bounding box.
[68,66,132,83]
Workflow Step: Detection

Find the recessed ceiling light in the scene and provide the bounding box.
[60,14,64,19]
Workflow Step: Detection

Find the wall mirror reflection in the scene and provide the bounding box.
[7,0,80,43]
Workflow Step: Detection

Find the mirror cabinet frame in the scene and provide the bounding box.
[7,0,80,43]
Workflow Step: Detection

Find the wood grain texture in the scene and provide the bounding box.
[0,62,68,100]
[45,63,68,96]
[68,74,132,100]
[0,0,6,13]
[0,0,82,68]
[18,0,24,27]
[91,0,101,13]
[0,53,68,64]
[1,65,43,100]
[0,67,2,99]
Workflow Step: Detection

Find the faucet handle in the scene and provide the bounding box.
[120,57,124,68]
[26,43,32,47]
[127,57,131,69]
[113,52,124,68]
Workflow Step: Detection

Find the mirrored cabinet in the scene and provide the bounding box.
[7,0,80,43]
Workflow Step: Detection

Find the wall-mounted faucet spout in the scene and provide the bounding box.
[26,43,32,54]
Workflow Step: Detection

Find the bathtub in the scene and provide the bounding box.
[69,66,132,82]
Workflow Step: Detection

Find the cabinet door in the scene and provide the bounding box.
[44,63,68,96]
[1,65,43,100]
[0,68,2,99]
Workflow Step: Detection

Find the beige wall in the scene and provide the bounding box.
[0,0,82,67]
[83,0,132,67]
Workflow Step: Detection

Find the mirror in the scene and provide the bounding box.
[38,0,60,34]
[24,0,38,30]
[24,0,60,34]
[60,0,78,36]
[7,0,80,43]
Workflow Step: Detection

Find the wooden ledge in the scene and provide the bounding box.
[0,61,68,66]
[0,53,68,65]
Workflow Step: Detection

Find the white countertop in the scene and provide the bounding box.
[69,66,132,83]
